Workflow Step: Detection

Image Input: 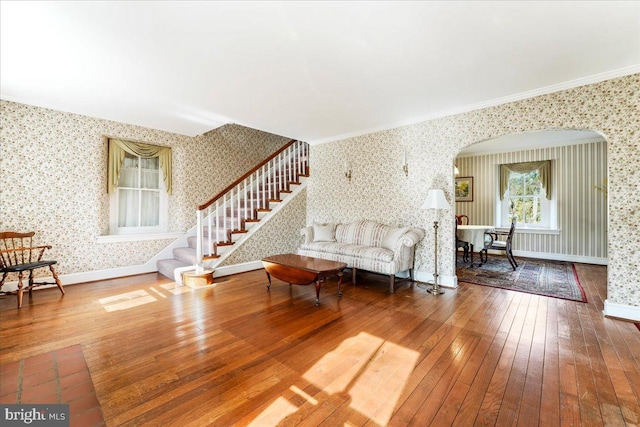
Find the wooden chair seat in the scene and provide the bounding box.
[0,232,64,308]
[2,260,58,273]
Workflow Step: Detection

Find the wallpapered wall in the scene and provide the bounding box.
[455,139,608,261]
[306,74,639,308]
[0,100,288,274]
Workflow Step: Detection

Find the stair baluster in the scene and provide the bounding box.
[157,140,309,282]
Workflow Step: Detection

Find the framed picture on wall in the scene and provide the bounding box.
[455,176,474,202]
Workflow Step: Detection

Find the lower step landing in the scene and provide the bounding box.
[181,269,215,288]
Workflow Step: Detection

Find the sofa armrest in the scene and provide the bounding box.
[300,226,314,244]
[393,228,425,257]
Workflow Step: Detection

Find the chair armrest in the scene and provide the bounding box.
[483,233,494,248]
[32,245,52,261]
[300,226,313,244]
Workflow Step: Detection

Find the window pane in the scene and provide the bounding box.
[141,157,159,170]
[140,190,160,226]
[140,158,159,189]
[525,171,541,196]
[141,170,159,189]
[118,189,139,227]
[522,198,533,223]
[510,197,524,222]
[533,196,541,223]
[118,154,139,188]
[508,175,524,196]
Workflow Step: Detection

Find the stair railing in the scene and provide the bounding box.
[195,139,309,271]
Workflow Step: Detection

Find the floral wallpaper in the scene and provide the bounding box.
[306,73,640,308]
[0,100,287,275]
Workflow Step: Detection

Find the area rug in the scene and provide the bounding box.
[456,255,587,302]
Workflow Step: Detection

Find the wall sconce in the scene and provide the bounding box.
[402,150,408,177]
[344,161,352,183]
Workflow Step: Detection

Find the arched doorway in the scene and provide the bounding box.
[453,130,608,294]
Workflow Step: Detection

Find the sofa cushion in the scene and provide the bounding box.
[313,222,336,242]
[299,242,394,263]
[335,220,389,247]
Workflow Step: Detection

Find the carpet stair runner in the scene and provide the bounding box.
[156,140,308,282]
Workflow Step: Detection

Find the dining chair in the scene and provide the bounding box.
[455,221,470,263]
[455,214,469,225]
[482,221,517,270]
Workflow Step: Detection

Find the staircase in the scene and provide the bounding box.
[156,139,309,283]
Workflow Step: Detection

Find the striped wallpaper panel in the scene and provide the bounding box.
[455,140,608,260]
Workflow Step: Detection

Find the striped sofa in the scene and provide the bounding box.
[298,220,425,293]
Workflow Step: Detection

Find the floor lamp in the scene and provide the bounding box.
[421,189,451,295]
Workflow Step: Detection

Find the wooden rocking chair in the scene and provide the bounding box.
[0,232,64,308]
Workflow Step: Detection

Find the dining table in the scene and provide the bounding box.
[457,224,495,266]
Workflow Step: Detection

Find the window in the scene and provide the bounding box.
[498,160,556,229]
[108,139,171,235]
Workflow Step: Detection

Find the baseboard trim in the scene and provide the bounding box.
[604,300,640,322]
[414,271,458,288]
[215,261,263,277]
[510,250,607,265]
[0,264,158,293]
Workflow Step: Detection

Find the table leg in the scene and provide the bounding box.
[266,271,272,290]
[337,270,343,298]
[314,278,324,306]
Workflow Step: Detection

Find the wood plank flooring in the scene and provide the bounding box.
[1,263,639,426]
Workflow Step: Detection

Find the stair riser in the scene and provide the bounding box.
[187,235,227,249]
[173,247,198,265]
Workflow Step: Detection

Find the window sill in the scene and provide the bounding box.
[495,227,560,235]
[96,232,184,243]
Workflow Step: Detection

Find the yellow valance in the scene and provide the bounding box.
[499,160,551,201]
[108,139,172,195]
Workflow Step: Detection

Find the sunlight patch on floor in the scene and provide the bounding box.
[98,289,157,312]
[161,282,192,295]
[248,396,299,426]
[253,332,419,425]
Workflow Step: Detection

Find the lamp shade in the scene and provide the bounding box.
[421,189,451,210]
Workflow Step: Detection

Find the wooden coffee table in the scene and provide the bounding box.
[261,254,347,306]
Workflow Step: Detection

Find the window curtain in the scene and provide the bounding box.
[108,139,172,195]
[499,160,551,200]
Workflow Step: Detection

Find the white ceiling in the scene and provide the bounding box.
[459,129,605,155]
[1,1,639,144]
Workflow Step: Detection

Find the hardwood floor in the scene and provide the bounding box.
[1,263,639,426]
